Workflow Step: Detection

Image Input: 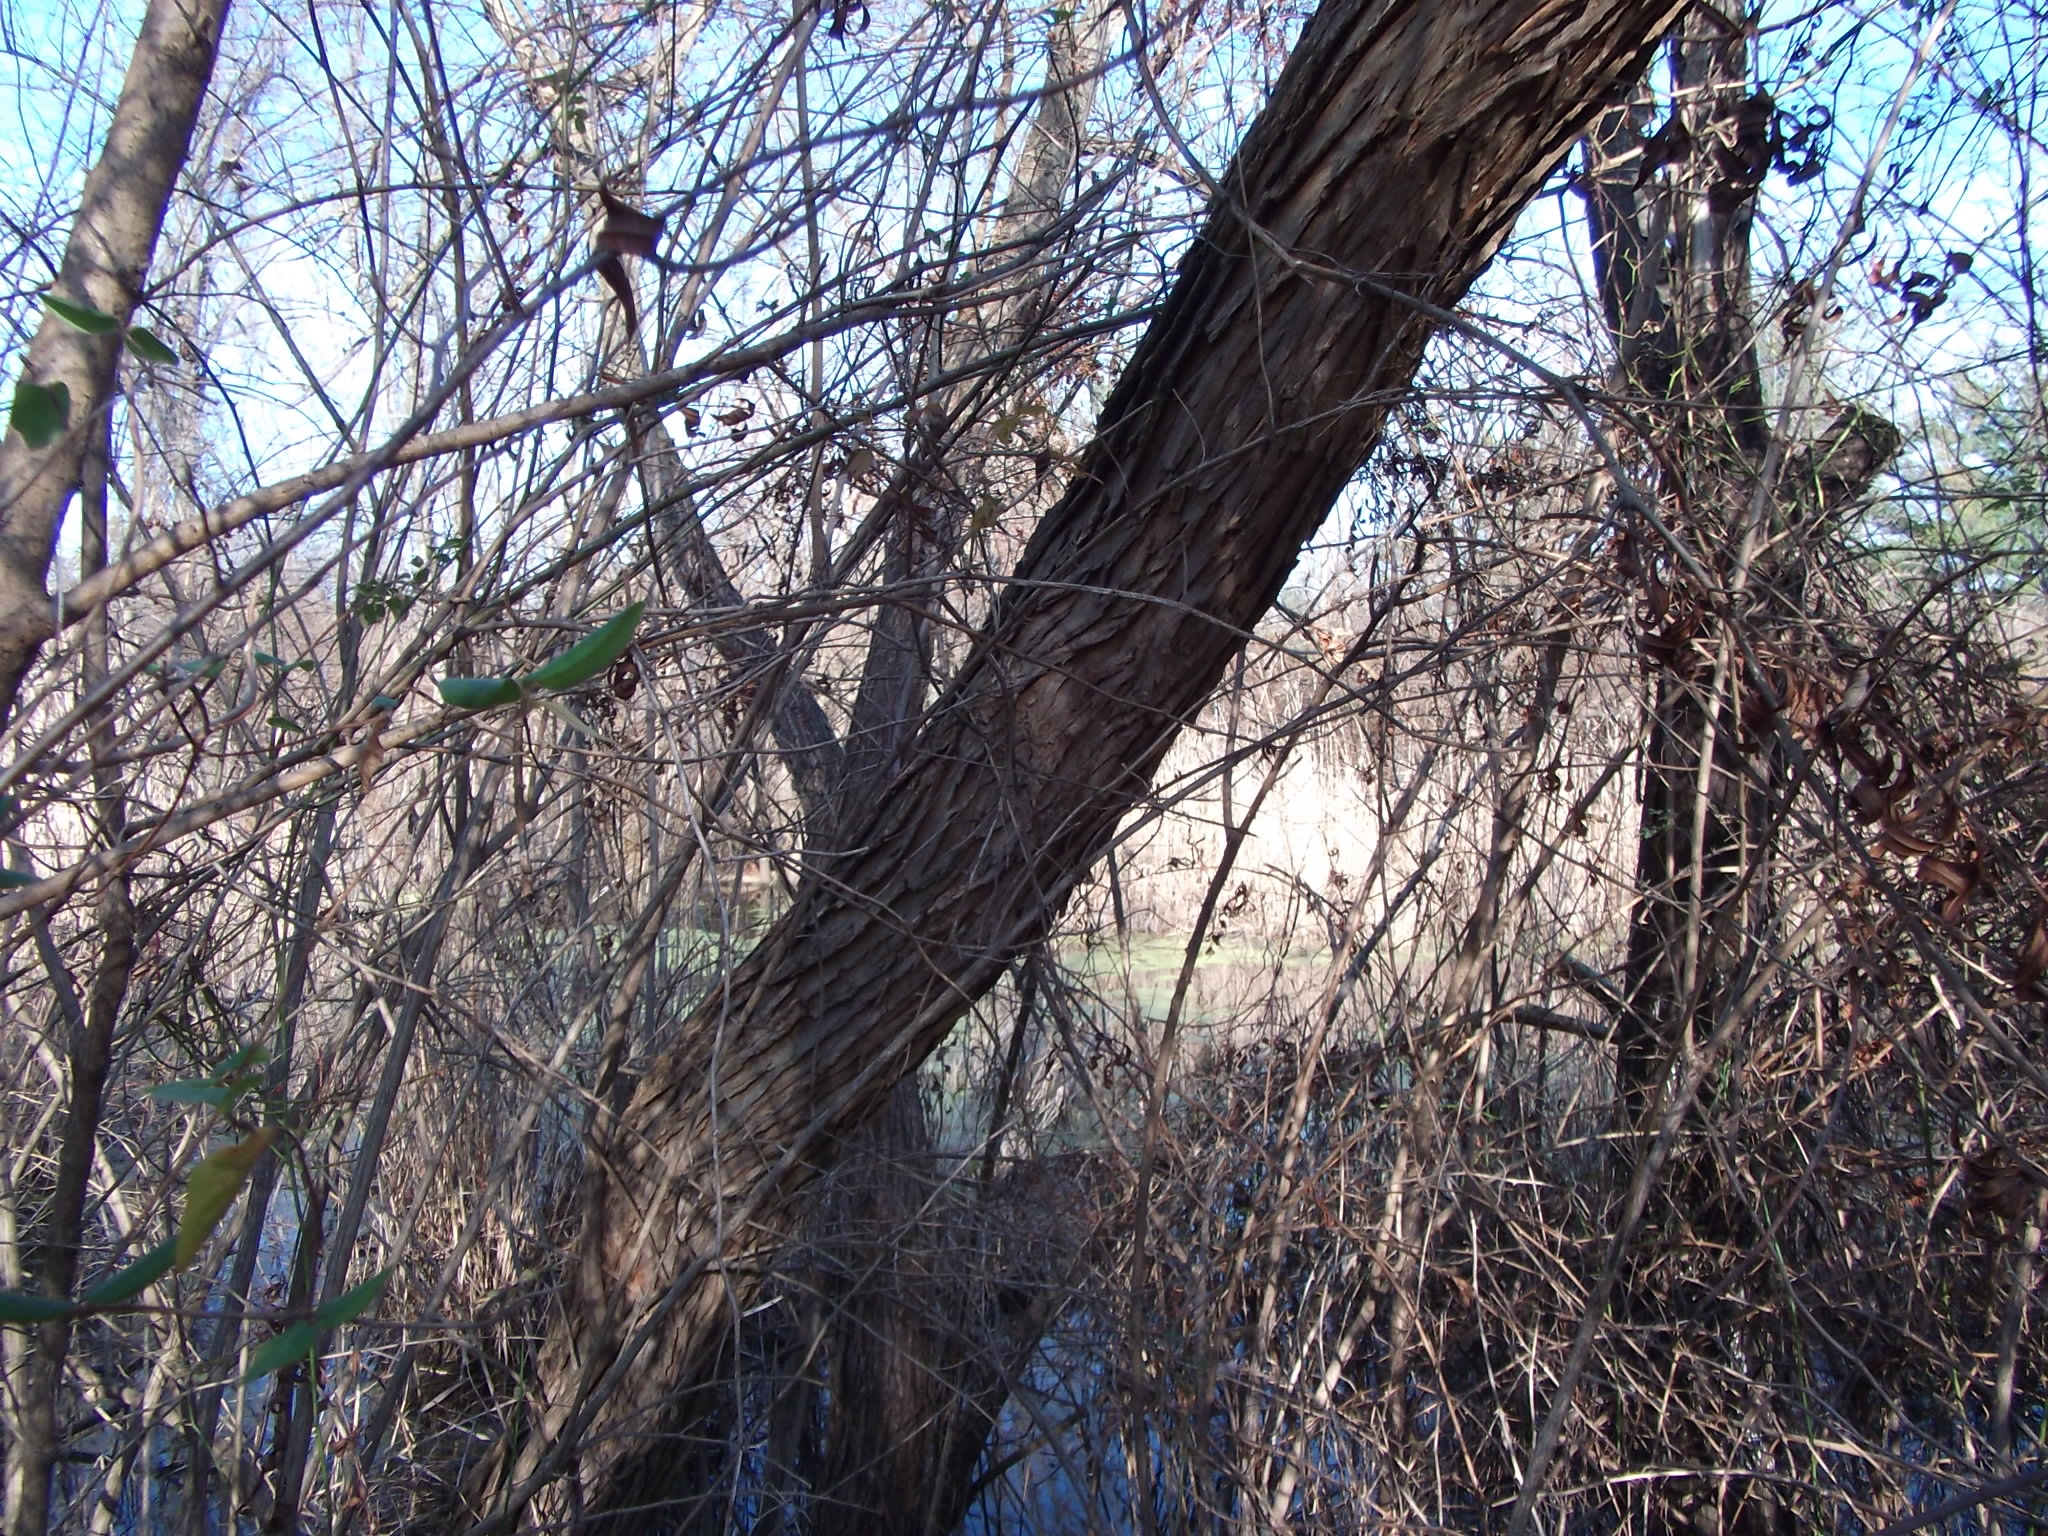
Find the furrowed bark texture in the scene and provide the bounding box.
[484,0,1680,1520]
[0,0,231,722]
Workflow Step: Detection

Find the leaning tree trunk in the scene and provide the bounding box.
[464,0,1683,1524]
[0,0,232,726]
[791,26,1125,1522]
[0,1,228,1530]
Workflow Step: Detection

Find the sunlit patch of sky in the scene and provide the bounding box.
[1300,0,2048,572]
[1458,0,2041,395]
[3,0,1263,462]
[0,0,136,276]
[1,0,2041,597]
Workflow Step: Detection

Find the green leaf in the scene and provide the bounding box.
[11,380,69,449]
[174,1129,275,1269]
[241,1320,319,1382]
[81,1240,177,1308]
[267,714,303,734]
[124,327,179,365]
[0,869,34,890]
[0,1291,73,1324]
[436,676,523,710]
[315,1269,389,1329]
[369,694,402,713]
[148,1079,233,1108]
[521,601,646,694]
[211,1043,266,1079]
[44,294,120,334]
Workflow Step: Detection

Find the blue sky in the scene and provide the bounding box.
[1,0,2042,592]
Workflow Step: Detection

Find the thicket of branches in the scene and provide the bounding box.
[2,0,2047,1531]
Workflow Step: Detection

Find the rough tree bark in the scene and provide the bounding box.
[0,0,232,725]
[466,0,1683,1523]
[484,12,1123,1527]
[790,25,1123,1523]
[838,0,1117,806]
